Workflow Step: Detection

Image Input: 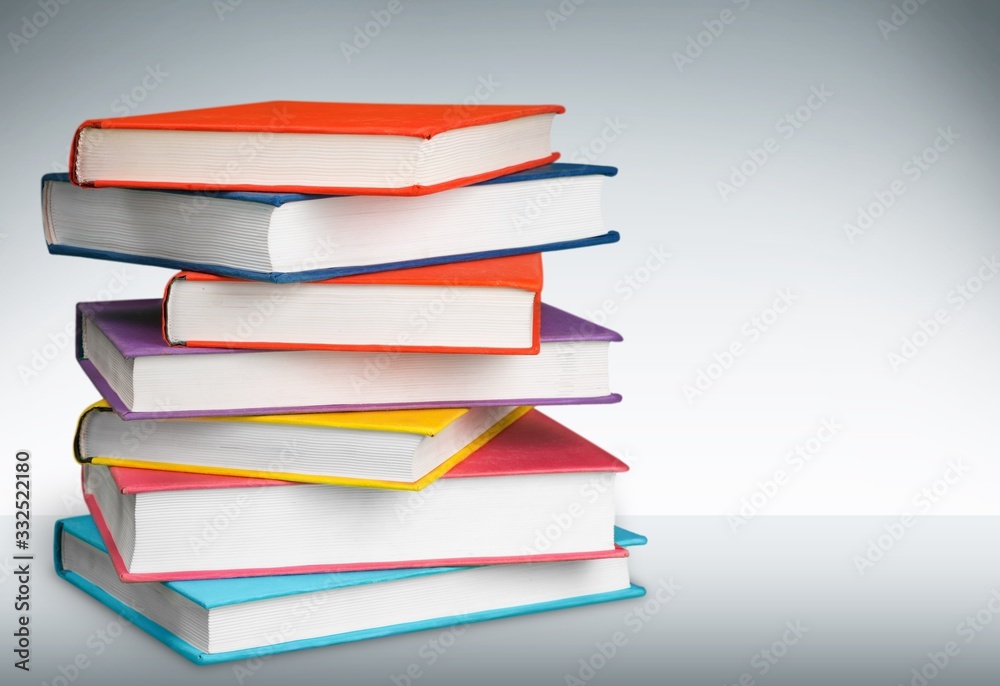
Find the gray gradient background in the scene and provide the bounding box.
[1,0,999,683]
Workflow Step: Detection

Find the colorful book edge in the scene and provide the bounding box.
[75,405,533,491]
[51,232,620,284]
[81,489,632,583]
[55,515,644,666]
[42,163,618,206]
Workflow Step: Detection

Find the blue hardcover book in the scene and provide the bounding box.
[55,516,646,664]
[42,163,619,283]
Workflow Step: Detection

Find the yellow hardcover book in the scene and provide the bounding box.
[74,401,531,491]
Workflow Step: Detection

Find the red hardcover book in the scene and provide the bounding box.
[162,253,544,354]
[69,101,564,196]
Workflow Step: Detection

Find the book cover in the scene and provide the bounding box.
[44,164,620,283]
[68,101,565,195]
[162,253,544,354]
[74,401,532,490]
[47,163,617,208]
[84,409,631,581]
[77,300,623,420]
[55,515,647,665]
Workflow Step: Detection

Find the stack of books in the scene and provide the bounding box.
[44,101,645,664]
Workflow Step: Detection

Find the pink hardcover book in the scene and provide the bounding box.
[82,410,630,581]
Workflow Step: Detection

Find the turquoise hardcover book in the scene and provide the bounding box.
[54,516,646,665]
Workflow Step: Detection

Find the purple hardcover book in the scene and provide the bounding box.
[76,300,622,419]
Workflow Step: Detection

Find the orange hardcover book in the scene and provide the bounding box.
[162,253,544,354]
[69,100,564,196]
